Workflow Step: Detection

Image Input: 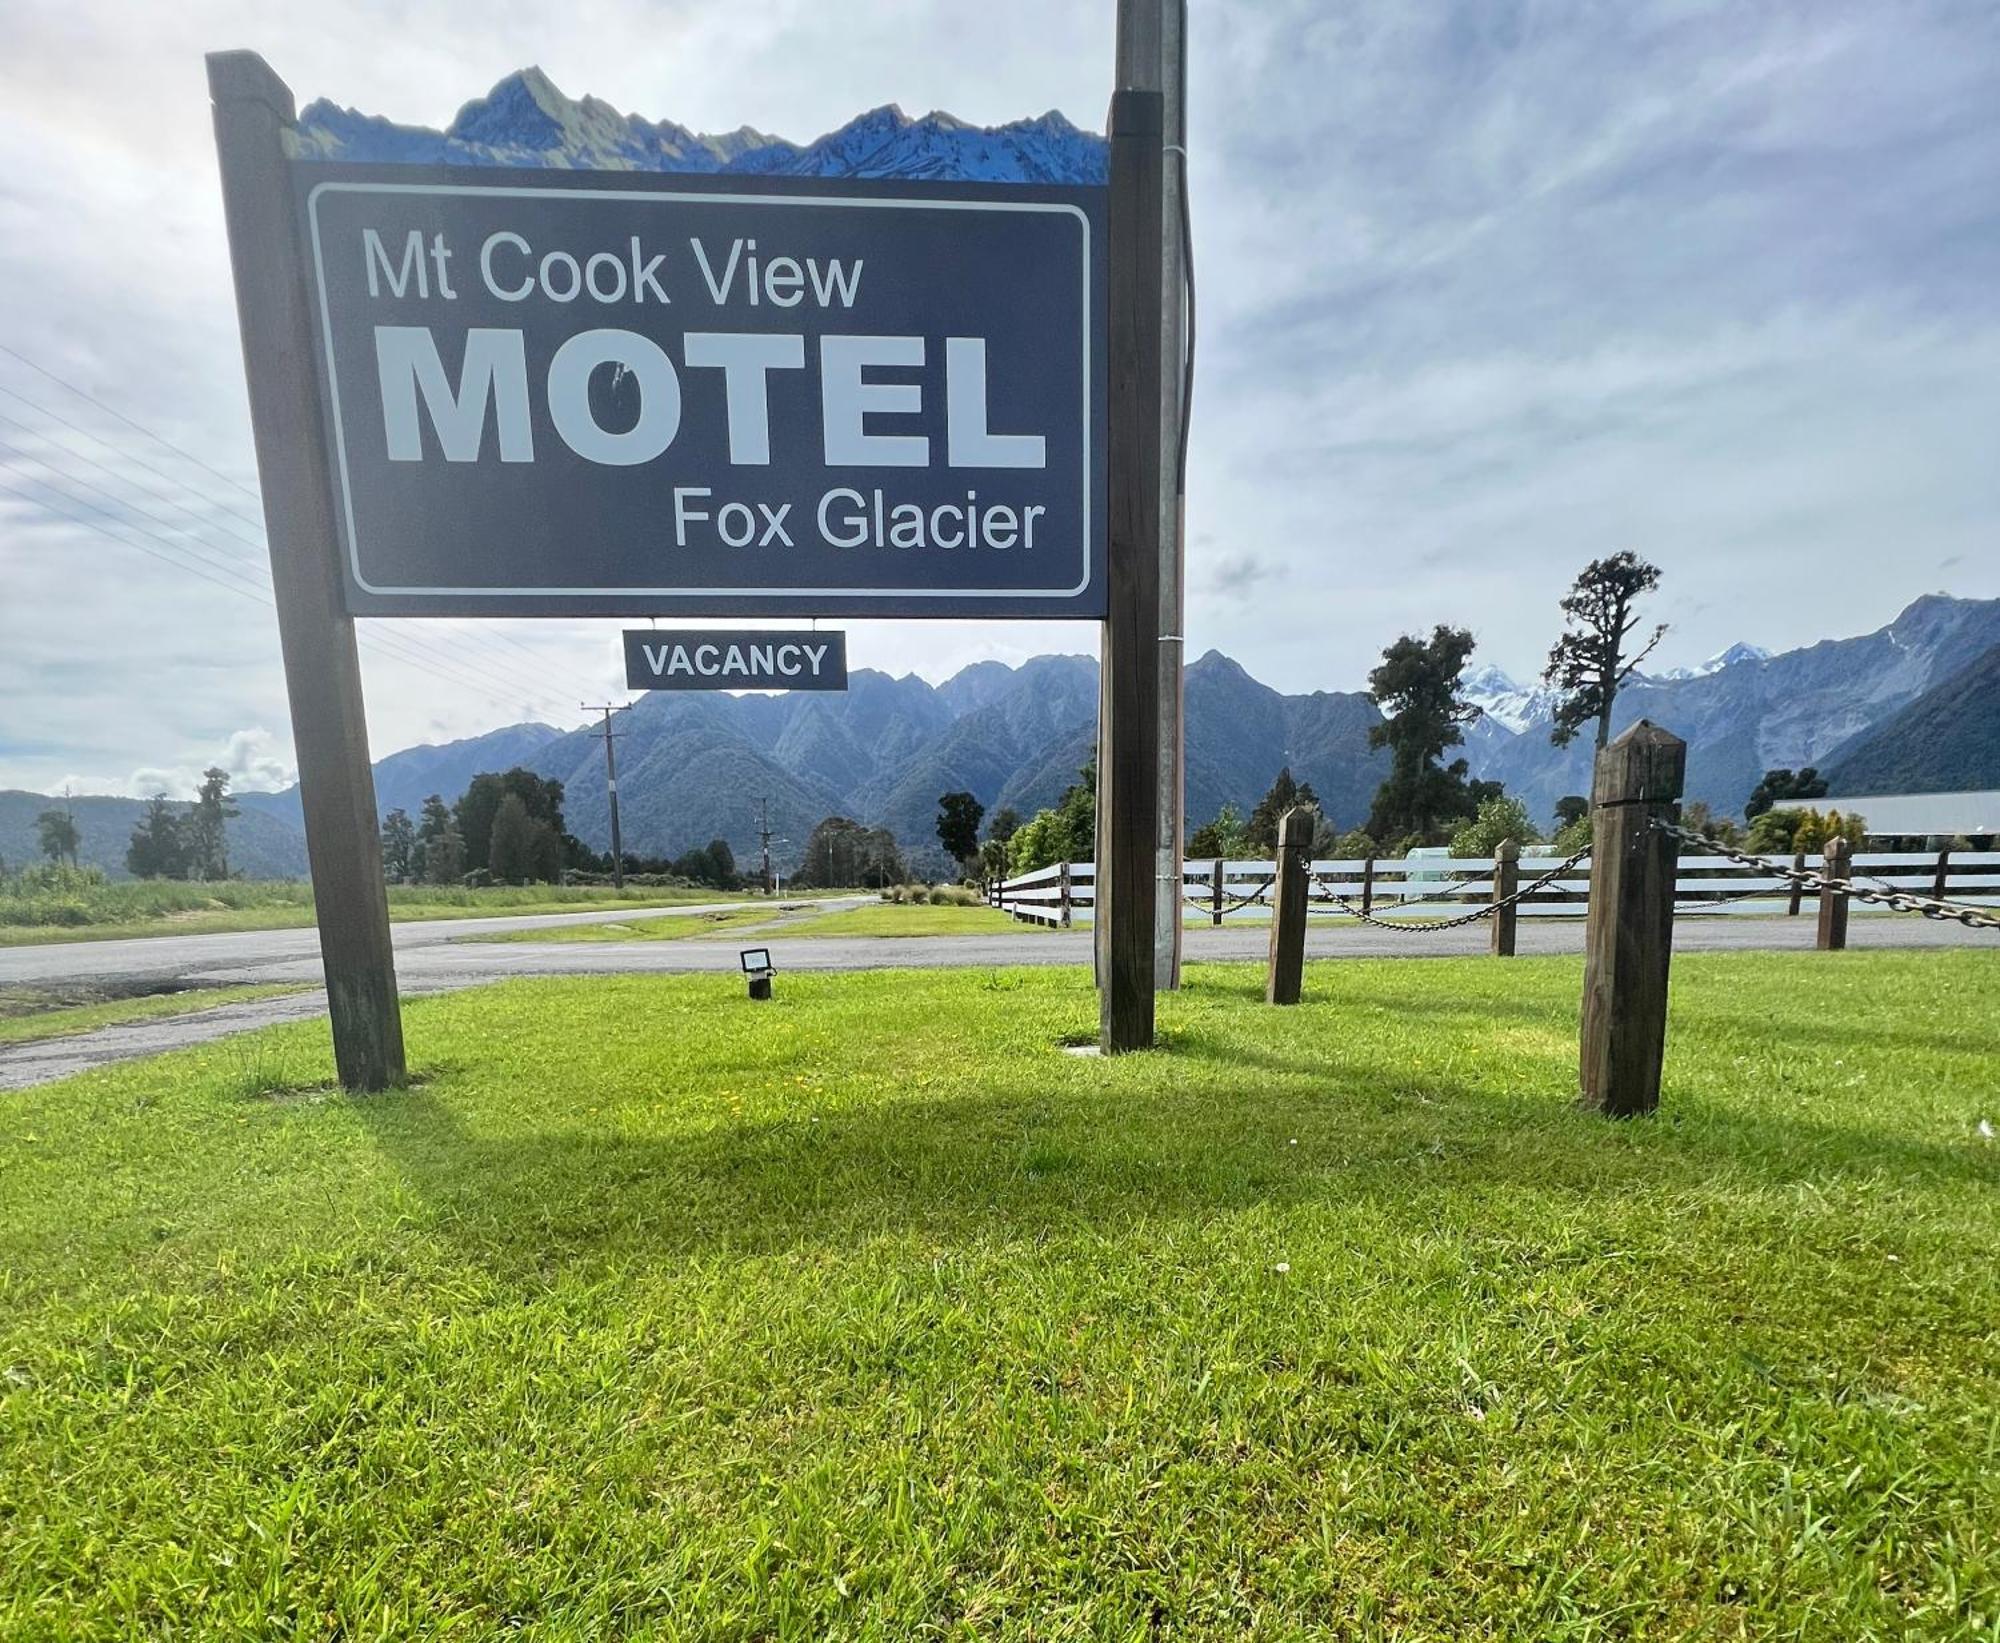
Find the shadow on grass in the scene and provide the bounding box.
[342,1027,1998,1288]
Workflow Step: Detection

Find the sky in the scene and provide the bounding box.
[1,0,1995,797]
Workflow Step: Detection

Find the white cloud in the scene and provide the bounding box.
[2,0,1997,791]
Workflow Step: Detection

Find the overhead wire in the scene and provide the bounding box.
[0,346,607,716]
[0,443,547,709]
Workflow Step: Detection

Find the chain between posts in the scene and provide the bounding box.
[1652,819,2000,931]
[1307,844,1594,932]
[1183,878,1274,914]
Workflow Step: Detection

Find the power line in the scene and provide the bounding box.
[0,452,544,708]
[0,348,606,713]
[0,423,583,717]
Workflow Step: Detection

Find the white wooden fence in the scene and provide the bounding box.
[992,849,2000,929]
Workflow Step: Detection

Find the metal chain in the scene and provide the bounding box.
[1181,878,1275,915]
[1308,844,1593,932]
[1652,819,2000,931]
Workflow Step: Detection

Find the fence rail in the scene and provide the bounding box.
[992,850,2000,928]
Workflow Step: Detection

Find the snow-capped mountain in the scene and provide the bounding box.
[1461,665,1556,736]
[1651,642,1771,682]
[293,67,1108,184]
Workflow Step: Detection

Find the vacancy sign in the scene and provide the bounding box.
[624,628,847,691]
[297,168,1106,618]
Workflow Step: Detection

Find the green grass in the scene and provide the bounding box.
[0,881,765,946]
[796,901,1036,938]
[2,952,1995,1637]
[460,904,807,945]
[0,983,308,1046]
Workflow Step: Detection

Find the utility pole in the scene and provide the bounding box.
[758,797,775,895]
[581,703,631,889]
[1117,0,1191,991]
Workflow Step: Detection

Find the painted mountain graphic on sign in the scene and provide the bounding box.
[294,67,1108,184]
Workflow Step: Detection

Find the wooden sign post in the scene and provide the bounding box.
[1265,807,1310,1005]
[1817,837,1852,951]
[1489,838,1521,958]
[209,53,404,1092]
[1096,86,1166,1053]
[1579,721,1685,1117]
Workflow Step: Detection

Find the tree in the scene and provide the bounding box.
[1746,805,1863,855]
[976,836,1011,885]
[1543,552,1666,749]
[125,795,189,880]
[380,808,416,883]
[487,793,537,884]
[35,807,80,868]
[186,767,238,880]
[1330,828,1378,860]
[986,807,1021,846]
[1364,626,1485,845]
[1188,803,1250,860]
[935,791,985,871]
[455,769,567,875]
[1245,768,1322,854]
[1449,795,1542,858]
[1745,767,1827,820]
[1553,794,1589,832]
[706,838,739,889]
[1679,800,1742,848]
[792,816,907,888]
[414,794,464,886]
[1007,760,1097,875]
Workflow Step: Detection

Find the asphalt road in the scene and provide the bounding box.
[3,902,1990,1091]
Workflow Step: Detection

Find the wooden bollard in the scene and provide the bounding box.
[1266,807,1311,1005]
[1058,860,1073,929]
[1932,846,1951,904]
[1360,856,1375,918]
[1580,721,1686,1117]
[1786,850,1806,917]
[1210,857,1225,927]
[1817,836,1851,951]
[1490,838,1520,957]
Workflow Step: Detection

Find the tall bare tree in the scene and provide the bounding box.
[1543,552,1666,749]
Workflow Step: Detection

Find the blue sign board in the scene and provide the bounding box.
[295,166,1106,618]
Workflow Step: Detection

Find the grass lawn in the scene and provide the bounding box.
[0,880,775,946]
[460,904,811,945]
[2,952,1995,1637]
[792,901,1036,938]
[0,983,309,1046]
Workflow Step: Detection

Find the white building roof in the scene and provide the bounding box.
[1820,790,2000,836]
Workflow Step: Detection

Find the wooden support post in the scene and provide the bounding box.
[1096,86,1166,1053]
[1361,856,1375,918]
[208,52,404,1093]
[1059,860,1073,929]
[1579,721,1686,1118]
[1210,858,1225,926]
[1817,836,1852,951]
[1266,807,1311,1005]
[1786,851,1806,916]
[1490,838,1520,958]
[1933,845,1951,903]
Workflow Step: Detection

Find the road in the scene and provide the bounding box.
[3,901,1989,1090]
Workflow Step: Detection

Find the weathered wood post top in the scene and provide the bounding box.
[1579,720,1686,1117]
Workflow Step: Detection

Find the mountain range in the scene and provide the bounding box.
[295,67,1108,184]
[14,594,1995,881]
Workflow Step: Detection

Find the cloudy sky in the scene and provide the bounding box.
[1,0,1994,797]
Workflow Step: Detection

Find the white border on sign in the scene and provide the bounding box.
[306,180,1095,603]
